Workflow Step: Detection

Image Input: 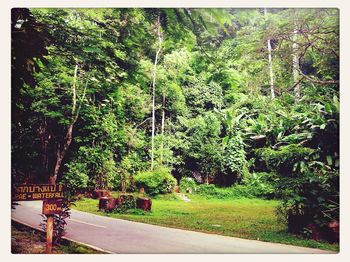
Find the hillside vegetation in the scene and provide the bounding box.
[12,8,339,244]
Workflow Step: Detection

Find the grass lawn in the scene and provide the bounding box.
[74,193,339,252]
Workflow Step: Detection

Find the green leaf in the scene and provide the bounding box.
[222,136,229,146]
[335,159,339,167]
[326,155,333,166]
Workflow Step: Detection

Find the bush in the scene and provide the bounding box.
[179,177,197,193]
[111,172,130,192]
[134,167,177,195]
[242,172,278,199]
[195,176,277,200]
[254,144,315,175]
[276,171,339,242]
[223,135,249,181]
[196,184,234,199]
[62,162,89,190]
[112,153,144,192]
[113,194,136,213]
[196,184,251,199]
[257,144,339,242]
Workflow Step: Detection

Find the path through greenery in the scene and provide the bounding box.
[12,8,339,245]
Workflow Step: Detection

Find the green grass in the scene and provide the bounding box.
[73,193,339,252]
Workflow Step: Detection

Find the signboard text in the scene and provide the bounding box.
[13,184,65,201]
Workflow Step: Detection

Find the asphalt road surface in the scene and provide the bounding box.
[11,201,335,254]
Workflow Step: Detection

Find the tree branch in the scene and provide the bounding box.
[293,65,339,85]
[73,79,88,123]
[136,117,152,128]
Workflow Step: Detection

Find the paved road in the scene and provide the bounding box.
[11,201,335,254]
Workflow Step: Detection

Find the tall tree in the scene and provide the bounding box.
[150,14,163,171]
[292,22,301,100]
[264,8,275,98]
[51,64,87,184]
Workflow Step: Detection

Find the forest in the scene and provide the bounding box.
[11,8,339,245]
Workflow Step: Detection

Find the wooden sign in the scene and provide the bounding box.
[12,184,65,201]
[42,199,64,215]
[12,183,67,254]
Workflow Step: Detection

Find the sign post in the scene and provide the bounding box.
[12,184,66,254]
[46,215,54,253]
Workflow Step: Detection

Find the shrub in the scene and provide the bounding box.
[179,177,197,193]
[134,167,177,195]
[113,194,136,213]
[196,184,252,199]
[242,172,278,199]
[195,177,277,200]
[223,135,249,181]
[112,153,144,192]
[196,184,234,199]
[62,162,89,190]
[257,144,339,242]
[254,144,315,175]
[111,172,130,192]
[276,171,339,242]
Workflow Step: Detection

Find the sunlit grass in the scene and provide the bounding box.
[73,193,338,251]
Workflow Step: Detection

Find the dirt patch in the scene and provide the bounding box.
[11,220,105,254]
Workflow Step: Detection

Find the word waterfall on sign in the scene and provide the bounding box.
[13,184,65,201]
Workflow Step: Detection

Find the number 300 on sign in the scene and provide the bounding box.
[42,200,63,215]
[46,203,58,211]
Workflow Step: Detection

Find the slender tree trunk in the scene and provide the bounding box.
[38,118,51,179]
[160,94,166,164]
[151,15,163,171]
[50,64,80,184]
[72,64,78,114]
[264,8,275,99]
[292,24,301,100]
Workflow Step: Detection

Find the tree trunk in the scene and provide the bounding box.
[72,64,78,114]
[264,8,275,99]
[50,64,79,184]
[51,123,74,183]
[292,24,301,100]
[38,118,50,178]
[151,15,163,171]
[160,94,166,164]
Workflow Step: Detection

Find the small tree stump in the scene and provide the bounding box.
[98,197,109,210]
[92,189,111,199]
[136,197,152,211]
[99,197,117,212]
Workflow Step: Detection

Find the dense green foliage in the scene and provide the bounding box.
[135,167,177,195]
[12,8,339,242]
[179,177,197,193]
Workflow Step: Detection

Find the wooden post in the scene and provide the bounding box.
[46,215,54,253]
